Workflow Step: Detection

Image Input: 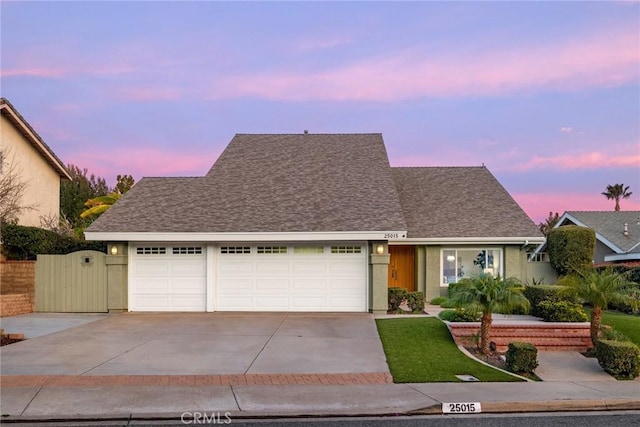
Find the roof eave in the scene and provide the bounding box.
[393,236,545,245]
[0,101,72,180]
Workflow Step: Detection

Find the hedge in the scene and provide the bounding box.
[536,300,588,322]
[595,339,640,380]
[388,287,408,311]
[506,342,538,374]
[547,225,595,275]
[523,285,577,318]
[0,223,106,260]
[406,291,425,313]
[439,308,480,322]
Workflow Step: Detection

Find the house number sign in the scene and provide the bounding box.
[442,402,482,414]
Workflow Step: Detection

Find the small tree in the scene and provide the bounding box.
[547,225,595,275]
[601,183,632,211]
[450,273,530,354]
[115,174,135,194]
[562,268,638,346]
[80,192,121,219]
[538,211,560,237]
[0,148,35,224]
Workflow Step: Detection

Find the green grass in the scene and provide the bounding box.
[586,309,640,346]
[376,317,523,383]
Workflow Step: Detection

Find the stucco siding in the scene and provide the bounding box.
[1,115,61,227]
[424,246,442,300]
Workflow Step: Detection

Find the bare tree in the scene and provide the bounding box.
[0,149,35,224]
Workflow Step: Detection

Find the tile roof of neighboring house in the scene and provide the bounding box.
[0,98,71,180]
[392,167,542,239]
[560,211,640,254]
[89,133,407,233]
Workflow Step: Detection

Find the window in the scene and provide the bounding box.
[257,246,287,254]
[172,247,203,255]
[294,246,324,254]
[331,246,362,254]
[136,247,167,255]
[220,246,251,254]
[441,248,502,285]
[528,252,549,262]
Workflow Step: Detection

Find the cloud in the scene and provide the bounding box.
[292,36,352,53]
[209,27,639,101]
[560,127,573,133]
[513,191,640,223]
[515,150,640,172]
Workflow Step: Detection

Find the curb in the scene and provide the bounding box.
[1,400,638,423]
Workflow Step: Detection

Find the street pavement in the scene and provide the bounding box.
[0,312,638,422]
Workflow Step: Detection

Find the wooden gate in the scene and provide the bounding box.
[35,250,107,312]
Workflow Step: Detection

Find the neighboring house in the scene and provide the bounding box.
[85,133,544,313]
[546,211,640,263]
[0,98,71,226]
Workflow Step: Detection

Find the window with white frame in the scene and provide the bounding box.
[441,248,502,285]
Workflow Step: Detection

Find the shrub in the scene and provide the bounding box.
[439,298,457,308]
[388,287,408,311]
[523,285,577,317]
[608,285,640,315]
[506,342,539,374]
[439,308,480,322]
[547,225,596,275]
[595,339,640,380]
[406,291,425,313]
[537,300,588,322]
[600,325,631,343]
[447,280,466,298]
[1,223,106,260]
[430,296,447,305]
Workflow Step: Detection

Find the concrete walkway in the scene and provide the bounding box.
[0,313,109,338]
[537,351,617,382]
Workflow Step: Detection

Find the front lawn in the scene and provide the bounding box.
[376,317,523,383]
[589,309,640,346]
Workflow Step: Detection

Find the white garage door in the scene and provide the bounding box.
[216,244,367,312]
[130,245,206,312]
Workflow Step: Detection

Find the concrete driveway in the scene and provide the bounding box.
[0,313,389,376]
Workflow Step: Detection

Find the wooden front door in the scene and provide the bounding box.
[388,245,415,292]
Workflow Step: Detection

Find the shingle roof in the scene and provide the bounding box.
[392,167,542,238]
[0,98,71,180]
[562,211,640,254]
[89,133,407,233]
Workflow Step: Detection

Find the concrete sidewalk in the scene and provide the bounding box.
[1,379,638,420]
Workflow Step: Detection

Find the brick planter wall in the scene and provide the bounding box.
[0,261,35,316]
[446,322,592,352]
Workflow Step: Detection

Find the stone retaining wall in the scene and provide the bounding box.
[447,322,592,352]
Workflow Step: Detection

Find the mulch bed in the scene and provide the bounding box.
[464,346,508,370]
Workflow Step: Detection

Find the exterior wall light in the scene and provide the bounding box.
[110,245,118,256]
[376,244,385,255]
[446,255,456,262]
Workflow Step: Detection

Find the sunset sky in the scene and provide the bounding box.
[2,1,639,223]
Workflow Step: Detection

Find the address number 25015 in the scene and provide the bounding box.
[384,233,400,239]
[442,402,481,414]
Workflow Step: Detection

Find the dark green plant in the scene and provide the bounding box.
[430,296,447,305]
[547,225,595,275]
[537,300,589,322]
[595,339,640,379]
[561,267,638,346]
[0,223,106,260]
[506,342,539,374]
[439,308,480,322]
[388,287,408,311]
[600,325,631,343]
[406,291,425,313]
[449,274,530,354]
[447,281,463,298]
[439,298,457,308]
[523,284,578,317]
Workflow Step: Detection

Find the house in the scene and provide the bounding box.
[0,98,71,226]
[85,133,544,313]
[549,211,640,263]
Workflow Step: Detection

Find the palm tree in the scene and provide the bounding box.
[450,273,530,354]
[562,268,637,346]
[601,183,632,211]
[80,192,121,219]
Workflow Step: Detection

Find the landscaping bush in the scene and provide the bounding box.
[595,339,640,380]
[547,225,595,275]
[439,298,457,308]
[439,308,480,322]
[608,285,640,315]
[506,342,539,374]
[1,223,106,260]
[406,291,425,313]
[600,325,631,343]
[447,280,466,298]
[388,287,408,311]
[430,296,447,305]
[537,300,588,322]
[523,285,577,317]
